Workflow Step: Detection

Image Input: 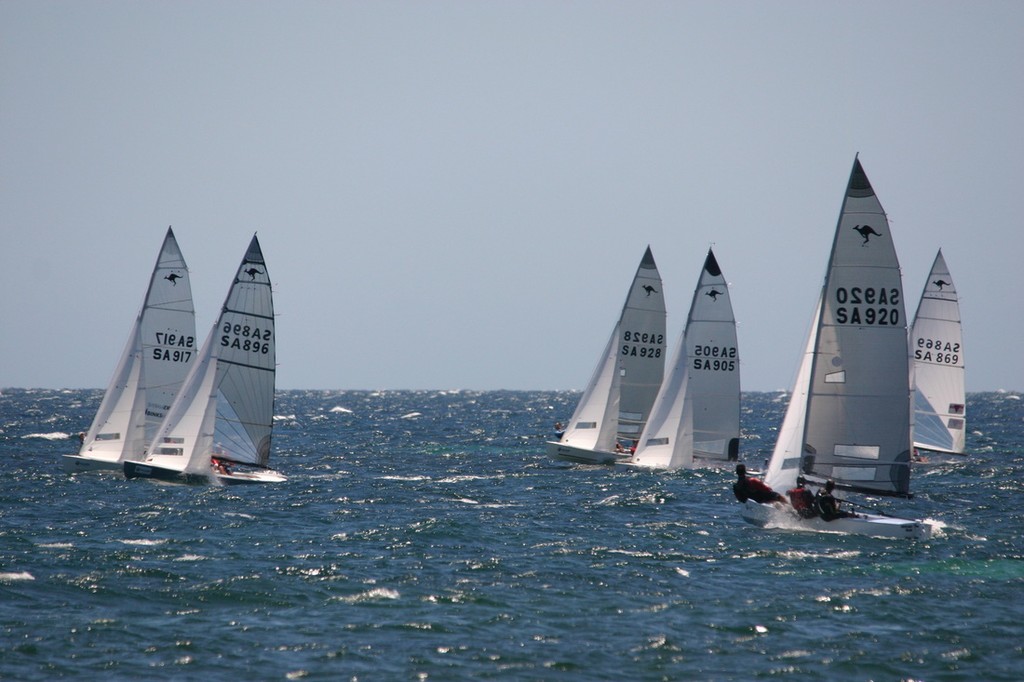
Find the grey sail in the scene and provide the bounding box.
[768,158,912,497]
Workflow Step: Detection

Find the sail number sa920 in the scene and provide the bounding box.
[834,286,900,326]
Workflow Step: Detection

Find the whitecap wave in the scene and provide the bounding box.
[21,432,70,440]
[0,571,35,582]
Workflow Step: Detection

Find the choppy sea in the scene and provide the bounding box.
[2,388,1022,680]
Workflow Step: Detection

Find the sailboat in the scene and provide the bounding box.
[63,227,196,473]
[627,248,739,470]
[124,234,286,485]
[741,157,932,539]
[548,246,667,465]
[910,249,965,455]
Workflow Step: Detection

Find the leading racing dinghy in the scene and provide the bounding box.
[125,234,286,485]
[740,157,933,540]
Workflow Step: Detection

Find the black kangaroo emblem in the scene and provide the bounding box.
[932,279,952,290]
[642,285,658,297]
[165,273,182,286]
[244,267,263,281]
[852,224,883,245]
[705,288,723,301]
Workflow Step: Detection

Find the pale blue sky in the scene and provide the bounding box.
[2,1,1021,391]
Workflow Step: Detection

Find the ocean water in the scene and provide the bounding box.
[2,388,1022,681]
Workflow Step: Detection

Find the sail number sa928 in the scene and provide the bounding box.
[621,330,664,359]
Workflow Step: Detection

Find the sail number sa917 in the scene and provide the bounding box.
[152,332,194,363]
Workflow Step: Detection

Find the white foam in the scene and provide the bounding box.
[0,571,35,582]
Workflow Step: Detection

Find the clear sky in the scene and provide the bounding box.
[2,1,1021,391]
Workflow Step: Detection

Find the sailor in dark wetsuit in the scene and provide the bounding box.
[732,463,787,505]
[814,480,857,521]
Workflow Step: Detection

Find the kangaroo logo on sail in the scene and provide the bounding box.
[165,272,183,286]
[932,279,952,291]
[834,287,900,326]
[244,267,264,281]
[641,285,659,297]
[705,289,723,301]
[852,224,883,245]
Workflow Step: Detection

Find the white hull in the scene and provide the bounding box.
[740,500,932,540]
[546,441,625,465]
[62,454,128,474]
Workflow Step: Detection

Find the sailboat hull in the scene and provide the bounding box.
[61,454,125,474]
[740,500,932,540]
[123,460,209,484]
[546,441,623,465]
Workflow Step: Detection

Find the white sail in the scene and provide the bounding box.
[132,234,281,482]
[630,248,737,470]
[628,330,693,469]
[910,249,965,454]
[557,325,622,452]
[65,227,196,471]
[764,157,912,497]
[764,294,821,492]
[687,249,740,462]
[550,246,666,463]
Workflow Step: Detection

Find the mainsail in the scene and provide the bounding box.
[764,157,912,497]
[141,234,277,476]
[910,249,965,454]
[71,227,196,468]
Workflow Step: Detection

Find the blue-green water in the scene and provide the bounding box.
[2,389,1022,680]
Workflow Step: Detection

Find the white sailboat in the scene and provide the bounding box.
[742,157,932,539]
[548,246,667,465]
[627,248,739,470]
[63,227,196,473]
[125,234,285,485]
[910,249,965,455]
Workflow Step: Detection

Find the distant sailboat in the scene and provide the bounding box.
[125,234,285,484]
[742,157,931,539]
[910,249,965,455]
[548,247,666,465]
[628,248,739,470]
[63,227,196,473]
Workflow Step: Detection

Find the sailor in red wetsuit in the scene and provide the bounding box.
[786,476,818,518]
[732,463,787,505]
